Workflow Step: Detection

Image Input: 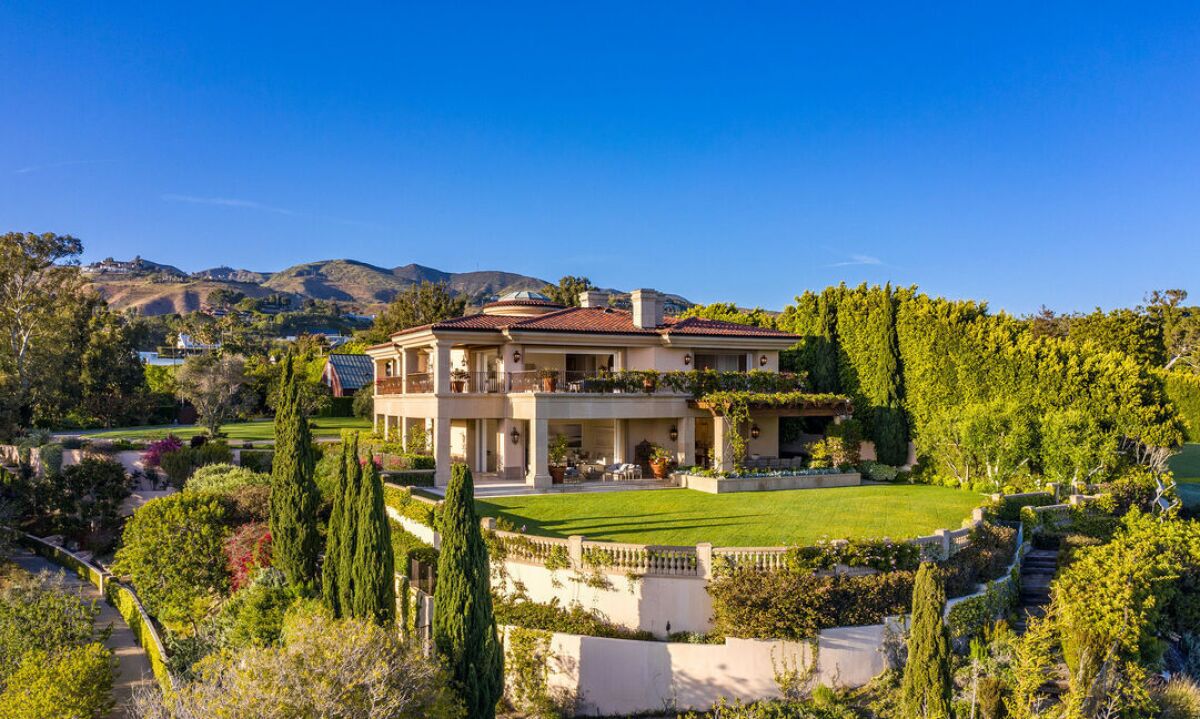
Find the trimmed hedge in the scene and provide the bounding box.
[988,493,1055,522]
[382,470,435,487]
[238,449,274,474]
[389,519,438,577]
[382,483,441,528]
[104,583,173,689]
[494,594,654,641]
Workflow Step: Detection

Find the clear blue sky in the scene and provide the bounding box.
[3,3,1199,315]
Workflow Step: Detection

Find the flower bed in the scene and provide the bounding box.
[677,468,861,494]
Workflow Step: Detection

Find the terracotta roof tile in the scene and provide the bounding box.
[389,307,800,340]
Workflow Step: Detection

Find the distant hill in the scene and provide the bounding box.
[87,257,553,315]
[86,256,692,316]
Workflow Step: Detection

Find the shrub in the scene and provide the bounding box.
[221,569,293,649]
[238,449,274,474]
[0,643,115,719]
[159,448,196,485]
[225,522,273,591]
[142,435,184,468]
[383,470,435,487]
[938,524,1017,599]
[493,594,653,641]
[225,484,271,523]
[860,461,900,482]
[383,483,441,527]
[708,567,915,640]
[186,464,270,495]
[390,519,438,578]
[38,443,64,477]
[57,457,130,542]
[0,572,103,681]
[987,493,1055,522]
[1158,676,1200,719]
[112,493,231,626]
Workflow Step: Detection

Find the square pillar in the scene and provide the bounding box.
[433,417,452,486]
[676,416,695,466]
[526,418,551,488]
[432,342,452,394]
[498,418,524,480]
[713,415,734,472]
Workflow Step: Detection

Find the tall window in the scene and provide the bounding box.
[694,353,747,372]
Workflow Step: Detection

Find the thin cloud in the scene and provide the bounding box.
[13,160,111,175]
[161,194,298,216]
[160,193,385,230]
[828,253,884,267]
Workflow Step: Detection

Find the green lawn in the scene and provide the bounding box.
[78,416,370,441]
[1170,444,1200,509]
[476,484,985,547]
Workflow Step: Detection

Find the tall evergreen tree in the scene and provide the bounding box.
[873,284,910,465]
[337,433,363,615]
[350,454,395,624]
[321,434,352,616]
[900,563,953,719]
[269,355,321,590]
[433,463,504,719]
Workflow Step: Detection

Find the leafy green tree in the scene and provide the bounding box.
[112,493,230,627]
[57,457,130,536]
[1147,288,1200,372]
[872,284,909,465]
[1039,409,1120,487]
[175,353,248,437]
[0,643,114,719]
[0,232,86,432]
[78,307,149,426]
[779,289,841,393]
[269,355,321,590]
[900,563,952,719]
[433,463,504,719]
[361,281,466,344]
[0,573,102,681]
[350,456,394,624]
[678,302,776,328]
[540,275,594,307]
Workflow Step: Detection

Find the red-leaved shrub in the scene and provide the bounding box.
[225,522,272,591]
[141,435,184,468]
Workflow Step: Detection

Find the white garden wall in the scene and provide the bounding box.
[517,623,893,716]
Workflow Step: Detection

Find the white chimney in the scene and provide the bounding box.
[579,290,607,308]
[630,289,663,329]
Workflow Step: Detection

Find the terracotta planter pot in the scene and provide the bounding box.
[643,379,657,393]
[451,380,465,393]
[541,376,558,392]
[549,465,566,484]
[650,459,671,479]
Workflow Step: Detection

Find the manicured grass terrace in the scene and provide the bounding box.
[76,416,370,442]
[476,484,985,547]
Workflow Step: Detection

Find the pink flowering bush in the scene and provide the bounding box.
[141,435,183,468]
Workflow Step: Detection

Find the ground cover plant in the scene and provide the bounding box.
[476,485,984,547]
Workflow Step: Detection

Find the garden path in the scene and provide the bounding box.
[12,550,155,717]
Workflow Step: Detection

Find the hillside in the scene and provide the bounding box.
[87,257,553,315]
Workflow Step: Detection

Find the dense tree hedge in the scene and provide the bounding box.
[1164,370,1200,442]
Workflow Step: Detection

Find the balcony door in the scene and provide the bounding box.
[694,353,748,372]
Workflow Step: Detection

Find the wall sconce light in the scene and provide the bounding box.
[750,424,761,439]
[759,354,769,367]
[510,427,521,444]
[683,353,692,366]
[669,425,679,441]
[513,350,522,363]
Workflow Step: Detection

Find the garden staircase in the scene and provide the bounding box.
[1013,548,1058,634]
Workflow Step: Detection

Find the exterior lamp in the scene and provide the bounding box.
[750,424,761,439]
[683,353,692,366]
[759,354,769,367]
[669,425,679,441]
[510,427,521,444]
[513,349,522,363]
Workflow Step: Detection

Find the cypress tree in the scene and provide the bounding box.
[350,454,395,624]
[337,432,363,615]
[873,284,910,465]
[900,563,953,719]
[434,463,504,719]
[321,433,353,616]
[269,354,321,590]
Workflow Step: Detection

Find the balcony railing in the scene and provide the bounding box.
[506,370,685,395]
[406,372,433,394]
[375,376,405,395]
[377,369,798,396]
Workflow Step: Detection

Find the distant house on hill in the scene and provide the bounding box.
[323,353,373,397]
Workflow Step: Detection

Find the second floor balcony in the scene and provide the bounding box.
[375,369,805,398]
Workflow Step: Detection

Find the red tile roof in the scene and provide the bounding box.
[389,307,799,340]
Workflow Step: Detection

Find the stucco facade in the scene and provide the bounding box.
[365,289,831,487]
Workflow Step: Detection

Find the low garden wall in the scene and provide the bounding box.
[6,528,174,690]
[510,521,1026,716]
[678,470,861,494]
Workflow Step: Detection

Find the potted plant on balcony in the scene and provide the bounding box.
[450,367,469,393]
[548,433,570,484]
[648,443,673,479]
[641,369,659,394]
[537,367,559,392]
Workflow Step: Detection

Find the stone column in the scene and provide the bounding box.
[433,417,452,487]
[696,542,714,581]
[526,418,551,488]
[399,415,408,451]
[613,419,627,463]
[713,415,734,472]
[676,416,695,466]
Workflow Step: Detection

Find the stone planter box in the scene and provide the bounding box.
[677,471,861,494]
